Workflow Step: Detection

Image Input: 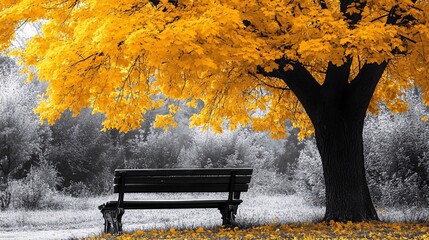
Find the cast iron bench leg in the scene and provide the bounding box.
[219,205,238,227]
[99,204,111,233]
[100,206,125,235]
[116,208,125,234]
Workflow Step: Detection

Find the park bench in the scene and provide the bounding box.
[98,168,253,235]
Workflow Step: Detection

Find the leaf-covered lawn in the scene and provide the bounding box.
[88,221,429,239]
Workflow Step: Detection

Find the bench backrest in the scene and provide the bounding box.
[113,168,253,193]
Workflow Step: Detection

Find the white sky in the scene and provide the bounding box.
[11,21,41,49]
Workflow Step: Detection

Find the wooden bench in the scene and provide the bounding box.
[98,168,253,235]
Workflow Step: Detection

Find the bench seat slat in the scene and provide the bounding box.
[113,183,249,193]
[114,176,252,184]
[103,199,243,209]
[115,168,253,176]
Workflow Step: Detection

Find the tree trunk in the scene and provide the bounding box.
[314,108,378,222]
[258,57,387,222]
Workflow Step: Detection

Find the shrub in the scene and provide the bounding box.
[88,167,114,195]
[9,160,62,210]
[9,178,46,210]
[178,127,293,194]
[293,139,325,206]
[84,146,123,195]
[251,168,295,195]
[34,159,63,190]
[178,129,240,168]
[179,128,279,168]
[63,181,92,198]
[274,123,304,174]
[127,127,190,169]
[0,183,11,210]
[364,92,429,207]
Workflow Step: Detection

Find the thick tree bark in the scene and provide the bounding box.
[258,55,388,222]
[311,62,386,222]
[309,62,386,222]
[314,107,378,222]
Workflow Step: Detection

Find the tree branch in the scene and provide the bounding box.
[319,0,328,10]
[340,0,367,28]
[347,61,388,119]
[247,71,290,91]
[346,1,419,120]
[371,14,389,23]
[257,58,321,121]
[149,0,178,7]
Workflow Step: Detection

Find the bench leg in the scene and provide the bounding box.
[219,205,238,227]
[101,207,125,235]
[103,214,111,233]
[116,208,125,234]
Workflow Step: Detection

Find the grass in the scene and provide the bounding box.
[0,195,101,231]
[0,192,324,231]
[1,191,428,239]
[0,191,323,233]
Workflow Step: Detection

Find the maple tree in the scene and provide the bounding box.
[1,0,429,221]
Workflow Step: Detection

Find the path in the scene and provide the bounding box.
[0,223,175,240]
[0,227,101,240]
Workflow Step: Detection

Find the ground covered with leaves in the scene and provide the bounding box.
[88,221,429,239]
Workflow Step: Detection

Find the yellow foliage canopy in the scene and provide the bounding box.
[1,0,429,138]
